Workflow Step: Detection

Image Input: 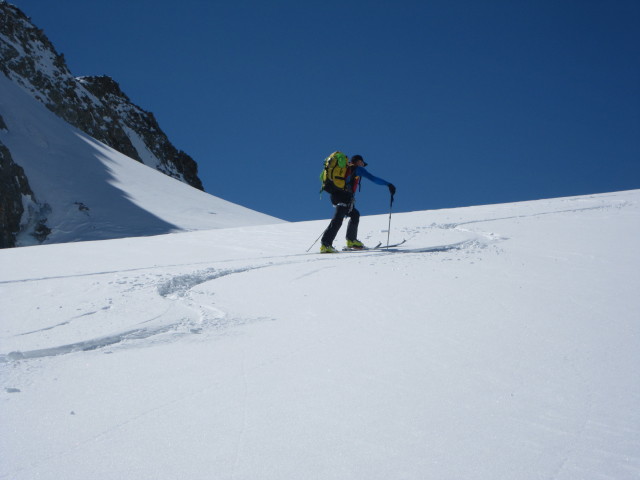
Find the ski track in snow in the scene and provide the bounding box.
[7,201,617,362]
[0,225,494,363]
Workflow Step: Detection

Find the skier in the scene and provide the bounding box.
[320,153,396,253]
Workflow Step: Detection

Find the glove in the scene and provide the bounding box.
[388,184,396,196]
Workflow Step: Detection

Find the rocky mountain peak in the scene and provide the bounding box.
[0,0,203,188]
[78,75,131,102]
[0,1,207,247]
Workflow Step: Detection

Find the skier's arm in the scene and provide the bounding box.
[354,166,391,186]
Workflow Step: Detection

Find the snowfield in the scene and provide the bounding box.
[1,190,640,479]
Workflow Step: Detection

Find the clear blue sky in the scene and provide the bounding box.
[12,0,640,221]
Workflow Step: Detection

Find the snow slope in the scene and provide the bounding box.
[0,73,282,246]
[1,190,639,479]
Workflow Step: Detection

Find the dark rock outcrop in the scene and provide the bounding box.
[0,140,50,247]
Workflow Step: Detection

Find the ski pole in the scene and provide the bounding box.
[306,231,324,252]
[386,193,394,249]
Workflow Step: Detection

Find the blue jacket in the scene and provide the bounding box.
[346,166,391,193]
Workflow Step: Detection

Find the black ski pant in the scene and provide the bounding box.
[321,189,360,247]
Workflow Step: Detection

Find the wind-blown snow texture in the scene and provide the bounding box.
[1,190,639,479]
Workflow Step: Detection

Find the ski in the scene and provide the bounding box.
[341,239,406,252]
[381,239,407,249]
[342,242,382,252]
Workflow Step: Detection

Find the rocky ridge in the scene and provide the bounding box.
[0,1,204,247]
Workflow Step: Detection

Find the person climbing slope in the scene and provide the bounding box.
[319,152,396,253]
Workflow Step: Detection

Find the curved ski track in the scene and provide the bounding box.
[0,228,499,363]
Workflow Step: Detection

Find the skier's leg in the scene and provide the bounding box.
[346,207,360,241]
[322,203,348,246]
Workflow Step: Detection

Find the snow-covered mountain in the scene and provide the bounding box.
[0,2,202,186]
[0,1,281,247]
[1,190,639,479]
